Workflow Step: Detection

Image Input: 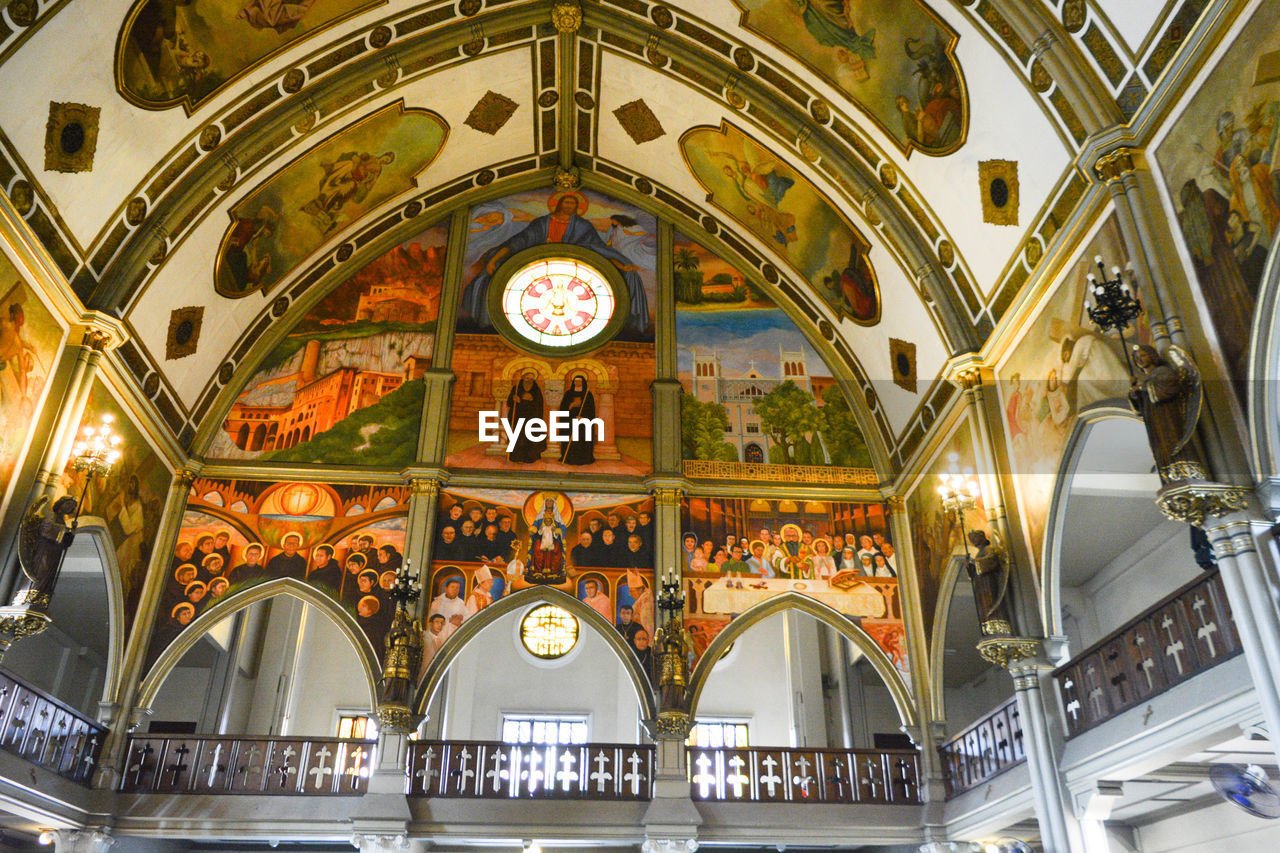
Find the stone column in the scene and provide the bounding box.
[652,487,683,578]
[1205,514,1280,765]
[1008,653,1083,853]
[403,476,441,622]
[415,368,457,466]
[48,829,115,853]
[949,356,1039,636]
[94,466,200,788]
[643,725,701,849]
[0,315,123,600]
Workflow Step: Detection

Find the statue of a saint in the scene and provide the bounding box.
[378,605,424,712]
[1129,344,1206,484]
[526,499,568,584]
[14,496,78,610]
[654,619,695,713]
[966,530,1015,637]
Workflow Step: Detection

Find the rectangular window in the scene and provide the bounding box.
[686,719,749,749]
[745,423,760,434]
[501,714,589,745]
[337,714,378,740]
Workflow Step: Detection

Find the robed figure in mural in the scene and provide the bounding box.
[526,499,568,584]
[1128,345,1206,484]
[558,374,597,465]
[505,372,546,463]
[966,530,1014,637]
[460,191,650,335]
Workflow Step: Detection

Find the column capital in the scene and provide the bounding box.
[551,0,582,34]
[977,635,1046,671]
[73,311,128,351]
[49,829,114,853]
[1157,480,1250,527]
[642,840,697,853]
[1093,146,1146,183]
[943,351,990,390]
[653,486,684,507]
[409,476,442,498]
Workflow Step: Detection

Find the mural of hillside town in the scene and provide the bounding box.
[680,495,906,677]
[146,478,410,670]
[209,222,448,467]
[675,235,871,479]
[425,488,655,670]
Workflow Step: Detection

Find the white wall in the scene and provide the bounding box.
[283,605,371,735]
[441,608,642,743]
[149,666,213,727]
[1135,800,1280,852]
[697,612,795,746]
[1064,519,1202,654]
[943,666,1011,733]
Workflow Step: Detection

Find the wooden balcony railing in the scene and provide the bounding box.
[1054,569,1241,738]
[119,735,376,794]
[407,740,654,800]
[688,746,921,804]
[0,667,105,785]
[938,696,1024,796]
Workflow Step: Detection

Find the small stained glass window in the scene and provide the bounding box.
[519,604,580,659]
[501,257,616,348]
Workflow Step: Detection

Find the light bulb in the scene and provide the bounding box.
[1094,255,1103,265]
[38,830,54,846]
[1111,265,1121,276]
[1086,273,1095,283]
[83,426,95,437]
[101,414,114,424]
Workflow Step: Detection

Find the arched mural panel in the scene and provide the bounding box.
[145,477,409,672]
[995,214,1146,569]
[426,488,656,672]
[674,233,872,482]
[679,494,906,681]
[446,188,657,476]
[207,220,449,467]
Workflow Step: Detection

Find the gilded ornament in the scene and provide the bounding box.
[654,711,692,736]
[650,5,673,29]
[976,636,1041,667]
[551,1,582,34]
[1156,482,1248,527]
[1094,147,1139,182]
[553,165,581,189]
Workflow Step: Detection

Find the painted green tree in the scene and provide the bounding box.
[753,381,825,464]
[681,393,738,461]
[817,384,872,468]
[674,247,704,304]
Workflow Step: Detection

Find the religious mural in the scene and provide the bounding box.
[0,269,62,503]
[213,101,447,298]
[675,235,871,474]
[426,488,655,670]
[730,0,966,155]
[117,0,383,112]
[209,222,447,467]
[905,419,984,644]
[681,122,880,325]
[1155,13,1280,404]
[445,189,656,476]
[996,216,1145,566]
[56,382,171,639]
[146,479,409,669]
[680,496,906,677]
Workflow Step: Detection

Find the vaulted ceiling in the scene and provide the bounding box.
[0,0,1212,473]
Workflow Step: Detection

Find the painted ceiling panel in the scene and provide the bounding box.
[129,51,535,406]
[1094,0,1174,56]
[0,0,381,247]
[594,51,946,435]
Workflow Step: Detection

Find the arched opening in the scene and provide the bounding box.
[935,558,1009,734]
[690,610,908,749]
[3,531,116,717]
[235,423,250,449]
[744,443,763,463]
[423,596,647,744]
[142,594,374,737]
[251,423,266,451]
[1047,415,1206,655]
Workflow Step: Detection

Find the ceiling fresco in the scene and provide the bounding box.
[0,0,1225,475]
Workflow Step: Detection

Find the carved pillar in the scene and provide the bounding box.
[1000,645,1084,853]
[404,476,441,622]
[652,487,683,582]
[350,832,409,853]
[94,466,199,788]
[949,356,1039,636]
[1205,515,1280,765]
[416,368,457,466]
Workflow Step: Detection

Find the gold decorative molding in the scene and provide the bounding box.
[1156,481,1248,527]
[654,710,692,737]
[553,164,581,189]
[376,703,421,734]
[410,477,441,498]
[653,487,684,508]
[552,0,582,34]
[1094,147,1144,182]
[681,460,878,486]
[977,635,1041,668]
[981,619,1013,637]
[0,606,52,659]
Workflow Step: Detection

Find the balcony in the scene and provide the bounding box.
[1053,569,1241,738]
[0,667,104,785]
[938,696,1025,797]
[689,745,922,804]
[119,734,375,794]
[407,740,654,800]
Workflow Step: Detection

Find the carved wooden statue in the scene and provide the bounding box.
[966,529,1015,637]
[654,619,695,713]
[1129,344,1206,484]
[14,496,78,611]
[378,605,424,713]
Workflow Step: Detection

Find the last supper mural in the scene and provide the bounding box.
[680,495,906,677]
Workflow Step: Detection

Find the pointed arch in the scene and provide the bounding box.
[412,585,657,723]
[56,518,127,712]
[1248,235,1280,486]
[1039,403,1144,636]
[135,578,379,713]
[927,550,970,721]
[685,593,917,729]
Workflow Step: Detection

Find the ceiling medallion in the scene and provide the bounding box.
[487,246,630,357]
